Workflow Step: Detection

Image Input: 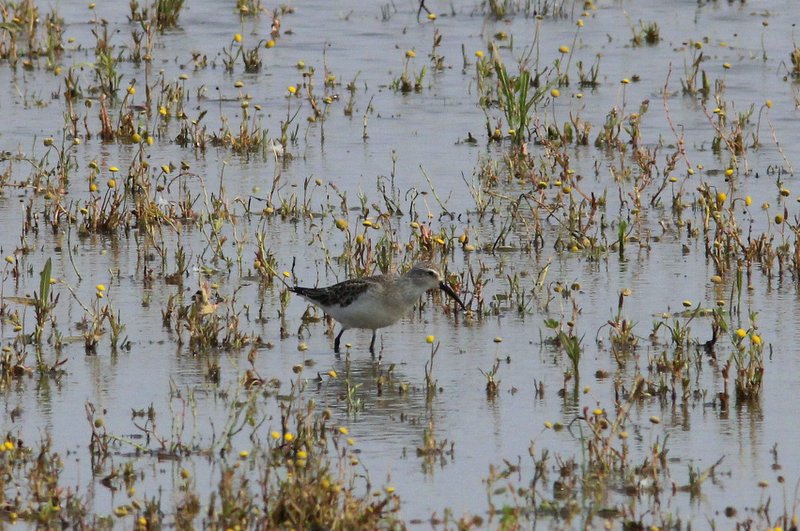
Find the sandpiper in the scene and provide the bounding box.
[290,262,465,354]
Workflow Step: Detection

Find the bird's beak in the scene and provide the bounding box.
[439,281,466,310]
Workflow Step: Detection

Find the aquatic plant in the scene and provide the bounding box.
[391,49,426,93]
[155,0,184,29]
[494,60,549,145]
[631,20,660,46]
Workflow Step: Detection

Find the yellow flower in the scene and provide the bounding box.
[682,300,692,308]
[735,328,746,338]
[558,45,570,53]
[131,133,142,143]
[405,49,416,58]
[265,39,275,48]
[297,450,308,459]
[96,284,106,292]
[287,85,297,94]
[765,99,773,108]
[296,60,305,69]
[475,50,484,58]
[550,88,560,98]
[426,335,435,344]
[335,219,348,230]
[716,191,727,203]
[327,370,337,378]
[159,106,168,116]
[621,78,631,84]
[239,450,249,458]
[234,33,242,43]
[592,408,603,416]
[775,214,784,224]
[284,433,294,441]
[577,19,584,27]
[107,178,117,189]
[544,421,553,429]
[751,334,762,345]
[270,431,281,440]
[725,168,734,177]
[109,166,119,173]
[90,183,98,192]
[161,165,171,174]
[147,136,154,146]
[427,13,436,20]
[722,62,731,69]
[338,426,349,435]
[745,196,752,207]
[127,86,136,95]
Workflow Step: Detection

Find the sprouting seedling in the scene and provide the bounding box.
[493,58,550,145]
[558,330,583,381]
[33,258,58,346]
[617,218,629,259]
[480,359,501,399]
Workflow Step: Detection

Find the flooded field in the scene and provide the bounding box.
[1,0,800,528]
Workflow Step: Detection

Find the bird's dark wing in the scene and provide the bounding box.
[290,278,378,308]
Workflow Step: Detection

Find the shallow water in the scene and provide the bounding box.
[2,0,800,527]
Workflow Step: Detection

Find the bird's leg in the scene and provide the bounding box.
[334,329,345,353]
[417,0,429,21]
[369,330,377,356]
